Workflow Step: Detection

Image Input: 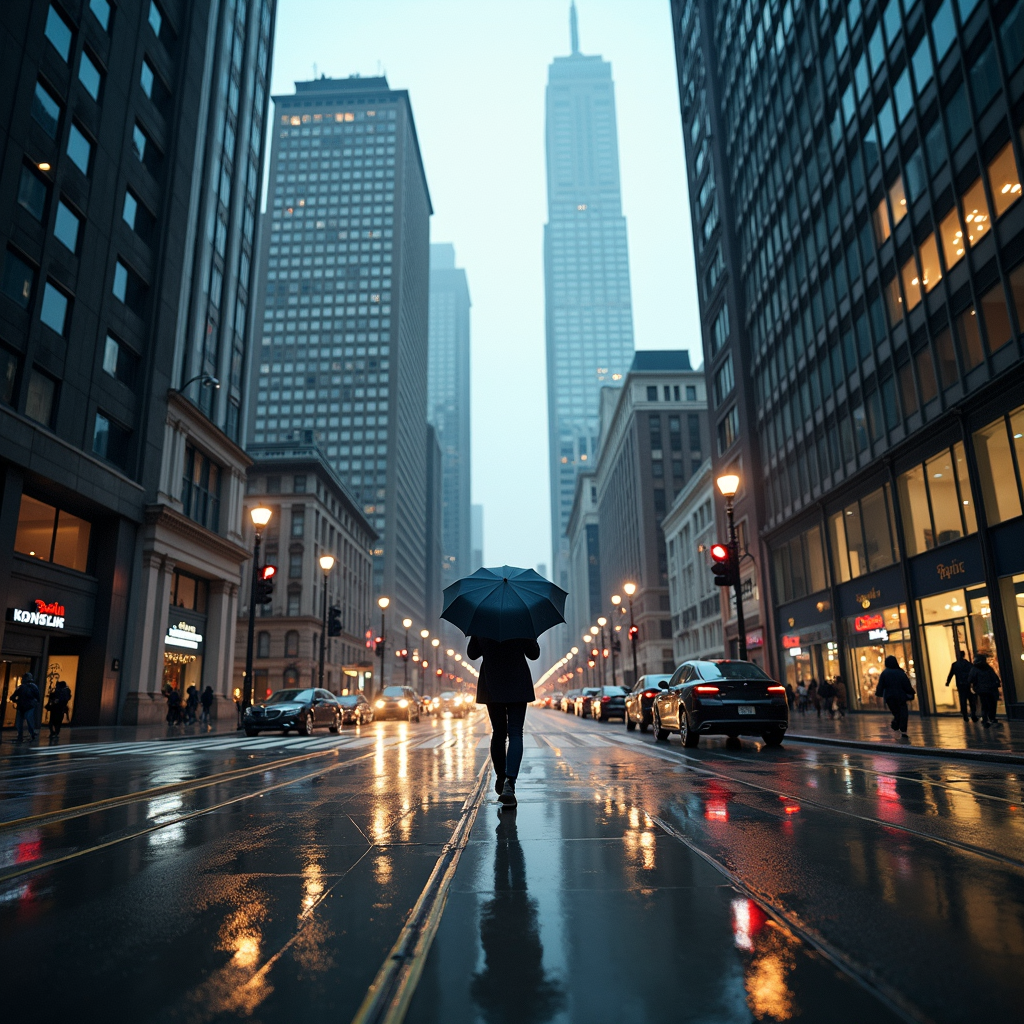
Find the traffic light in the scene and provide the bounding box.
[328,606,342,637]
[628,624,638,641]
[710,542,739,587]
[254,564,276,604]
[374,636,384,654]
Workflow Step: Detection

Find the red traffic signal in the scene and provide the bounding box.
[628,625,638,640]
[711,542,739,587]
[254,564,276,604]
[710,543,729,561]
[374,635,384,654]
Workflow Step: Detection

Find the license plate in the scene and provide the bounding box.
[738,705,755,715]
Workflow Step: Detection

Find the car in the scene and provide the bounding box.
[624,674,673,732]
[590,685,628,721]
[547,691,564,709]
[436,690,470,717]
[574,687,601,716]
[651,660,789,748]
[243,687,341,736]
[560,689,580,712]
[373,685,422,721]
[337,693,373,725]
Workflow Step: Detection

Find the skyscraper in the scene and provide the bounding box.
[673,0,1024,713]
[545,3,635,596]
[250,75,433,625]
[427,242,471,588]
[0,0,276,725]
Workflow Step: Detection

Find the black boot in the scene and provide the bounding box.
[499,778,517,807]
[494,774,504,795]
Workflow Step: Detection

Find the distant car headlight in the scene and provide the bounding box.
[398,699,409,708]
[431,698,439,706]
[375,700,385,708]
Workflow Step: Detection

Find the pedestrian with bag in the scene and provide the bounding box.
[968,653,1001,727]
[46,679,72,737]
[11,671,41,741]
[875,655,915,741]
[818,678,836,718]
[946,650,978,721]
[833,677,848,718]
[200,685,214,725]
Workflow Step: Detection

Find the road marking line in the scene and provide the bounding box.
[349,760,490,1024]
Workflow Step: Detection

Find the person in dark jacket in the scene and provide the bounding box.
[46,679,73,737]
[968,653,1001,727]
[200,685,214,725]
[807,679,820,717]
[468,635,540,807]
[875,655,915,740]
[12,672,40,741]
[166,687,182,725]
[945,650,977,721]
[817,678,836,718]
[184,685,199,724]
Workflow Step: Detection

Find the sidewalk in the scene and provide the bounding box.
[0,716,240,749]
[786,709,1024,763]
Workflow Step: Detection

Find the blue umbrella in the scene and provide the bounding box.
[441,565,567,642]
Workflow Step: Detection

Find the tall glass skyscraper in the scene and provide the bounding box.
[545,3,635,593]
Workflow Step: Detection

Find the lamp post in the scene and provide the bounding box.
[376,596,389,696]
[597,616,609,687]
[317,554,335,689]
[623,582,639,687]
[243,505,273,716]
[402,617,412,684]
[419,629,430,695]
[716,473,747,661]
[610,595,622,687]
[431,637,440,696]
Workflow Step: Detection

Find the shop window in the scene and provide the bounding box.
[918,234,941,292]
[955,306,984,370]
[181,444,221,533]
[14,494,91,572]
[256,631,270,658]
[960,178,991,246]
[988,142,1022,218]
[974,407,1024,524]
[980,283,1013,352]
[897,443,977,556]
[939,207,965,269]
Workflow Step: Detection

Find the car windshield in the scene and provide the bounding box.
[639,676,671,690]
[698,662,772,681]
[382,686,408,698]
[266,689,311,704]
[582,688,600,696]
[337,696,362,706]
[602,686,627,695]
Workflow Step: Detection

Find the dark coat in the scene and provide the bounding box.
[876,667,915,702]
[968,660,1001,695]
[468,636,539,704]
[11,680,40,709]
[946,658,973,688]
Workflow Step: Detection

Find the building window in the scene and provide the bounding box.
[961,177,991,247]
[181,444,222,533]
[717,406,738,454]
[713,354,734,406]
[89,0,112,32]
[102,334,137,386]
[44,5,73,61]
[31,80,62,138]
[646,386,657,401]
[668,416,682,451]
[53,200,81,253]
[988,142,1022,218]
[773,523,830,604]
[2,249,35,309]
[286,593,300,617]
[284,630,299,656]
[78,49,103,101]
[25,369,55,426]
[828,484,900,584]
[686,385,697,401]
[711,304,730,354]
[171,570,209,612]
[897,443,977,557]
[289,551,303,578]
[40,281,70,335]
[92,411,131,470]
[292,507,305,537]
[17,165,49,222]
[257,631,270,658]
[13,494,90,572]
[0,348,18,406]
[973,405,1024,526]
[67,123,93,176]
[293,475,307,493]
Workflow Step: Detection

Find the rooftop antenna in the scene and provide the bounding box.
[570,1,579,54]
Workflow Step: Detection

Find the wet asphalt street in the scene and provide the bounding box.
[2,709,1023,1024]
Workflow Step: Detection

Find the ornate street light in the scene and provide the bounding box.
[317,554,335,688]
[376,596,390,695]
[716,472,747,660]
[622,582,639,686]
[242,505,273,716]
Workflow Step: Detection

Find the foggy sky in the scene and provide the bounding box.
[267,0,699,572]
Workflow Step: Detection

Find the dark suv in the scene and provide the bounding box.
[651,660,788,748]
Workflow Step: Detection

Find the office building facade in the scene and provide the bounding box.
[565,468,600,652]
[0,0,275,726]
[427,242,471,590]
[249,75,433,626]
[545,5,635,600]
[673,0,1024,715]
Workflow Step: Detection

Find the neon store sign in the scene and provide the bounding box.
[9,599,65,629]
[165,621,203,650]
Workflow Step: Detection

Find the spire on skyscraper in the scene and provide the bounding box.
[570,2,579,55]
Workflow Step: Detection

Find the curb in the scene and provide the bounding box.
[785,732,1024,766]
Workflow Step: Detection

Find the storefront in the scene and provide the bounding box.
[161,571,209,698]
[775,591,839,692]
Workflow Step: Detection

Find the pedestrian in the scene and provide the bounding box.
[45,679,72,737]
[945,650,978,722]
[796,682,808,713]
[468,634,540,808]
[833,677,847,718]
[968,653,1001,727]
[783,681,795,711]
[166,686,182,725]
[200,685,214,725]
[11,671,41,741]
[818,677,836,718]
[875,655,915,741]
[185,685,199,724]
[807,679,820,717]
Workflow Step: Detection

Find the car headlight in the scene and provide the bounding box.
[375,700,385,708]
[398,699,409,708]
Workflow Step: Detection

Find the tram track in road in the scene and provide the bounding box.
[0,727,469,887]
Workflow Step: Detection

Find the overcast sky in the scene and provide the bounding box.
[269,0,699,572]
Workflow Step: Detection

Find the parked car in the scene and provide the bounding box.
[437,691,470,717]
[624,674,672,732]
[574,687,601,716]
[337,693,373,725]
[561,690,580,712]
[651,660,788,748]
[547,691,564,709]
[243,687,341,736]
[373,685,422,722]
[590,685,628,721]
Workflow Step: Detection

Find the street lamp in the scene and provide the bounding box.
[402,617,413,684]
[597,616,609,686]
[317,554,335,689]
[716,472,747,661]
[243,505,273,716]
[622,582,639,687]
[431,637,440,696]
[376,596,389,696]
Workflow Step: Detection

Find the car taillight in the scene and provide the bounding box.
[601,695,611,702]
[695,685,720,694]
[643,690,656,698]
[767,685,786,693]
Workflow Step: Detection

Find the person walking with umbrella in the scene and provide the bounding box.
[443,566,567,809]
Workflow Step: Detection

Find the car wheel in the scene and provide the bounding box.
[680,711,699,748]
[300,714,314,736]
[762,728,785,748]
[244,727,259,737]
[329,714,340,734]
[626,715,636,732]
[653,708,670,742]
